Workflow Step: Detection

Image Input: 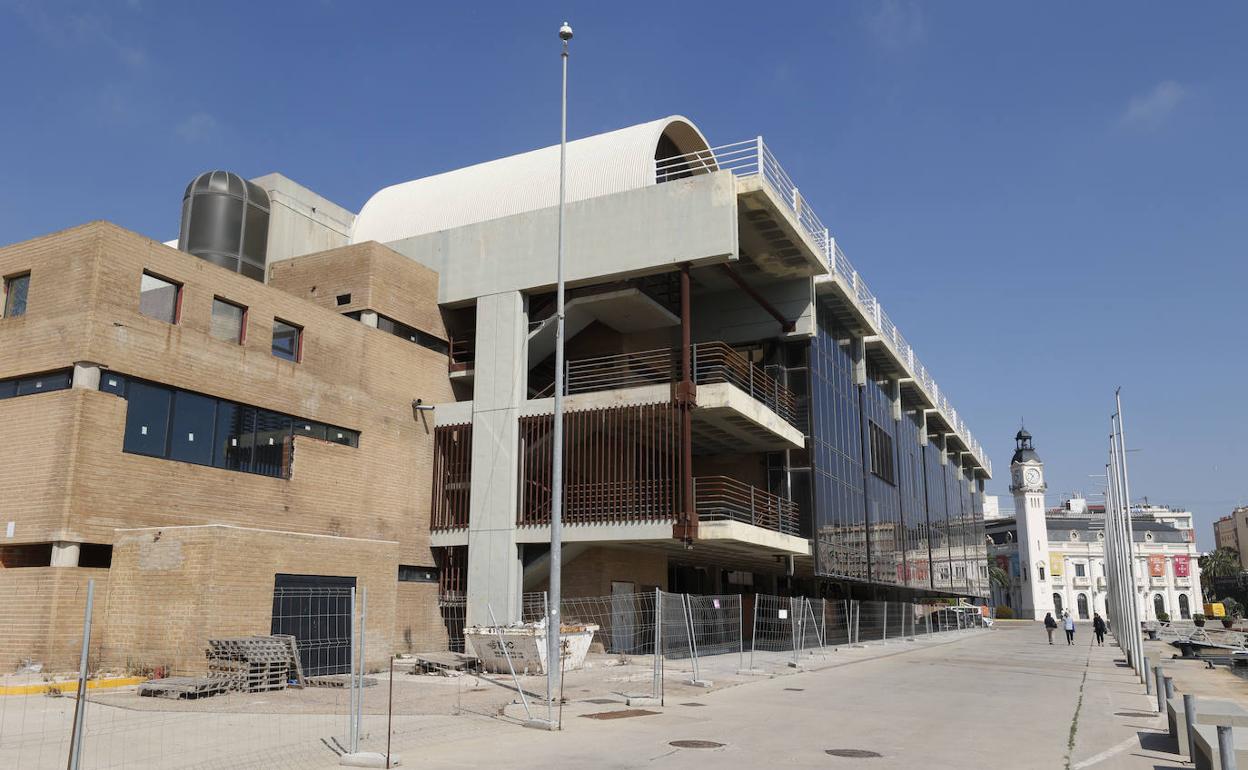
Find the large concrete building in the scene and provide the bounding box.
[987,430,1200,622]
[1213,506,1248,568]
[0,116,991,669]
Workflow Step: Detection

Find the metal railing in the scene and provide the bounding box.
[695,475,800,536]
[554,342,800,427]
[656,139,990,476]
[448,334,474,373]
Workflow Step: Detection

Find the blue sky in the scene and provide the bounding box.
[3,2,1246,548]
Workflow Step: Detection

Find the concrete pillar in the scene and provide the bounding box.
[359,311,379,329]
[51,541,80,567]
[850,335,866,387]
[71,362,102,391]
[465,291,526,626]
[918,409,930,446]
[888,379,902,421]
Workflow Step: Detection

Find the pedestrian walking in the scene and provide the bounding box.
[1063,612,1076,645]
[1092,613,1106,646]
[1044,612,1058,644]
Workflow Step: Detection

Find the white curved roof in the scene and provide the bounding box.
[352,116,710,244]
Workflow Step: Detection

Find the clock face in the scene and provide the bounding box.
[1025,468,1041,485]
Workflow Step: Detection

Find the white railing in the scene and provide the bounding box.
[656,138,991,476]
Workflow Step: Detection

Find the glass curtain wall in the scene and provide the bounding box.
[861,364,902,588]
[897,410,931,590]
[809,309,867,582]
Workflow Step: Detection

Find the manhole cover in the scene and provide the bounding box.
[680,702,707,707]
[582,709,659,720]
[584,698,623,705]
[826,749,883,758]
[1115,711,1155,718]
[670,740,725,749]
[784,687,805,692]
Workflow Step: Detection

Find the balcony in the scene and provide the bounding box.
[694,476,800,537]
[1072,575,1090,587]
[657,138,991,477]
[528,342,804,452]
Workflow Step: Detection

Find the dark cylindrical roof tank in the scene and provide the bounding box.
[177,171,270,282]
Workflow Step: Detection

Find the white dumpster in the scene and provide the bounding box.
[465,623,598,675]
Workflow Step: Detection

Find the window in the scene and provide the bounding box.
[868,420,896,485]
[122,380,173,456]
[398,565,438,583]
[168,391,217,465]
[347,310,450,356]
[336,293,352,306]
[1052,593,1063,615]
[3,272,30,318]
[1077,593,1089,619]
[210,298,246,343]
[1038,564,1045,581]
[1074,563,1086,577]
[1179,594,1191,620]
[272,319,302,362]
[1,370,71,399]
[104,372,358,478]
[139,272,181,323]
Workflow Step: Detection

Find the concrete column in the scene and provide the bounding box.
[918,409,930,446]
[888,379,902,421]
[51,541,80,567]
[71,362,102,391]
[359,310,379,329]
[465,291,526,626]
[850,335,866,387]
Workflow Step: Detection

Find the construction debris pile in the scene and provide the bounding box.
[138,635,305,700]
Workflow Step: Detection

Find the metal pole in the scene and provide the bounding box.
[791,597,799,665]
[653,588,662,700]
[386,656,394,769]
[1184,694,1198,762]
[749,595,759,670]
[1219,725,1238,770]
[548,19,573,726]
[348,586,357,752]
[67,579,95,770]
[882,600,888,642]
[1164,675,1175,701]
[1113,410,1144,683]
[738,596,745,671]
[356,586,367,751]
[684,594,700,683]
[488,603,531,719]
[1144,655,1152,696]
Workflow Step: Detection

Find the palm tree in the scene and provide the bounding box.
[989,565,1010,590]
[1200,548,1241,601]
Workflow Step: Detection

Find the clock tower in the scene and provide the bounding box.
[1010,428,1052,620]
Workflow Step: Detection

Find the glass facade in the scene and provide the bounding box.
[809,304,986,597]
[102,372,358,478]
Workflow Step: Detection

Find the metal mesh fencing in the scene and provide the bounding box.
[856,601,887,643]
[822,600,853,646]
[684,594,744,682]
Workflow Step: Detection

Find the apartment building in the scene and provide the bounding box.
[1214,506,1248,568]
[1,115,993,668]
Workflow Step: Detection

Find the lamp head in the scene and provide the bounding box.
[559,21,573,41]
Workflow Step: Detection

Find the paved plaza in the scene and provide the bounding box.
[389,623,1189,770]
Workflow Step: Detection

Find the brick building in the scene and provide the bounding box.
[0,215,452,672]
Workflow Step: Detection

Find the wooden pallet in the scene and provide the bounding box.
[139,676,229,700]
[204,636,296,693]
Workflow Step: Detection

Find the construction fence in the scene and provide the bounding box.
[0,582,987,769]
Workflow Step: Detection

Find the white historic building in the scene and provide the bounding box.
[986,429,1201,622]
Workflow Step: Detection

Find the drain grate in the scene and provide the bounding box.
[582,709,659,720]
[826,749,883,758]
[1114,711,1156,718]
[583,698,623,705]
[670,740,725,749]
[680,702,707,707]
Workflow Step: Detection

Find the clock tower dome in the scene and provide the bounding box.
[1010,428,1053,619]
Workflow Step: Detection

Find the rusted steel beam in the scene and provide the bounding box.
[717,263,796,333]
[673,264,699,543]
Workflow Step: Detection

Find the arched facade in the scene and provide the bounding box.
[1179,594,1190,619]
[352,116,714,244]
[1077,593,1089,619]
[1052,593,1063,615]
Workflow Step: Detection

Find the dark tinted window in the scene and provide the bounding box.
[123,381,172,456]
[325,426,358,447]
[100,372,126,396]
[3,273,29,318]
[376,314,450,355]
[16,371,71,395]
[292,419,327,441]
[398,565,438,583]
[252,409,291,477]
[272,319,301,362]
[169,391,217,466]
[214,402,255,472]
[0,380,15,399]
